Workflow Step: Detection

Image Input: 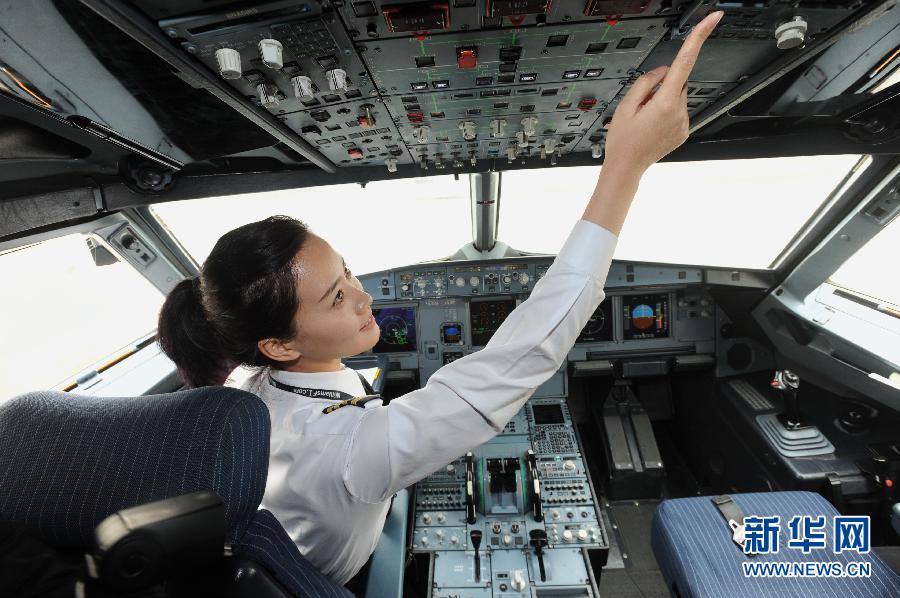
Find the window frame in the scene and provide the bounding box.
[0,211,187,396]
[751,157,900,409]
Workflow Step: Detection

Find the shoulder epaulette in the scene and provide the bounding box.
[322,394,382,414]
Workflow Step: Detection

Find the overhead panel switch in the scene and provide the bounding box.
[258,39,284,69]
[214,48,242,79]
[457,46,478,69]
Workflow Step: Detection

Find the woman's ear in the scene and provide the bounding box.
[257,338,302,363]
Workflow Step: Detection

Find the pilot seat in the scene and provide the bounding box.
[651,491,900,597]
[0,388,353,598]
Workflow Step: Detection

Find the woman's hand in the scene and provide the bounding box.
[603,10,724,177]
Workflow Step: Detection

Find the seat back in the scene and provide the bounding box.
[0,389,352,598]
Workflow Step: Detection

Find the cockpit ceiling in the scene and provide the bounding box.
[0,0,899,195]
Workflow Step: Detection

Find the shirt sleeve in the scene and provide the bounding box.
[343,219,618,503]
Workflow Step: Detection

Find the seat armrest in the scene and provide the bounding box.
[364,489,409,598]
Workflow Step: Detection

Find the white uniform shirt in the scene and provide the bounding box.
[235,219,618,584]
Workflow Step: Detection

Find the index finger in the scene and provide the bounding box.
[659,11,723,97]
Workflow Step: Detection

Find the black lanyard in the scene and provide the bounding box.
[267,369,377,401]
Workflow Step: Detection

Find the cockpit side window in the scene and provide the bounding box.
[828,215,900,311]
[0,233,163,403]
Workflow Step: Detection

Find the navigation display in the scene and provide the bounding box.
[470,299,516,346]
[372,306,417,353]
[576,300,614,343]
[623,294,670,340]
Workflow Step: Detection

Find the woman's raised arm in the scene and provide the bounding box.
[583,10,723,236]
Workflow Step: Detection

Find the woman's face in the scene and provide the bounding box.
[290,234,380,366]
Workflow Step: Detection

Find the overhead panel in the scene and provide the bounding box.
[135,0,874,172]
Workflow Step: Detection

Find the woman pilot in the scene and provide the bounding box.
[157,11,723,586]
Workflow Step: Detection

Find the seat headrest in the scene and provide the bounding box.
[0,388,270,547]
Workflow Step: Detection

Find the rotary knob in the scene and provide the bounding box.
[455,276,466,288]
[551,510,561,520]
[214,48,242,79]
[437,512,446,523]
[577,529,589,542]
[469,276,480,287]
[258,39,284,69]
[422,514,432,524]
[519,273,531,285]
[256,83,280,108]
[562,530,574,542]
[326,68,348,91]
[563,460,576,471]
[502,534,512,545]
[291,75,314,99]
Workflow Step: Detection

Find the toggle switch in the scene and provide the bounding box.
[414,125,431,143]
[459,120,477,141]
[521,115,538,137]
[358,105,376,128]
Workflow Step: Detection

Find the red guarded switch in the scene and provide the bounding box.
[348,148,364,159]
[457,47,478,69]
[578,98,598,111]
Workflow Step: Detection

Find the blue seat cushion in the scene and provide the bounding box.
[651,491,900,597]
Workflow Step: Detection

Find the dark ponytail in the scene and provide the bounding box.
[157,216,310,387]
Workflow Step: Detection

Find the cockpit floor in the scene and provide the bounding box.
[600,500,669,597]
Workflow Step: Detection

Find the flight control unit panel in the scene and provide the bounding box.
[412,398,606,597]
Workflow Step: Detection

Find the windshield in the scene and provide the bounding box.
[152,175,471,274]
[499,155,864,269]
[153,155,863,272]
